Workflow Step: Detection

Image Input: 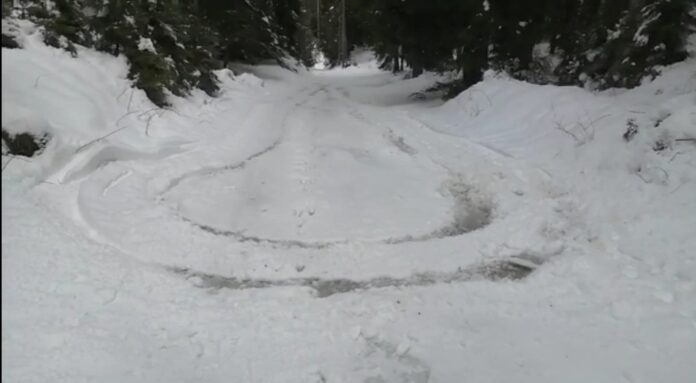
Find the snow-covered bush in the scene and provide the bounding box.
[1,130,49,157]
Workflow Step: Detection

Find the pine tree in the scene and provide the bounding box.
[4,0,692,103]
[6,0,313,105]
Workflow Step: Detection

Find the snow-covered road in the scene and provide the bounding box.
[69,67,558,285]
[3,38,695,383]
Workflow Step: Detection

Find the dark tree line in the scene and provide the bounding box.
[3,0,694,104]
[3,0,312,106]
[356,0,695,95]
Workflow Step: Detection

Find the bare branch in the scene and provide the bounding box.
[75,125,131,153]
[137,107,161,119]
[116,110,140,127]
[116,86,130,102]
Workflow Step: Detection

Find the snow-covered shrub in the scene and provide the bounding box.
[128,50,174,107]
[1,130,49,157]
[1,32,19,48]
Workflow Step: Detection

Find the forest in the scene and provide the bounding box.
[3,0,693,104]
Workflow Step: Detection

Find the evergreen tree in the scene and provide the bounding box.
[4,0,313,105]
[3,0,692,102]
[363,0,694,90]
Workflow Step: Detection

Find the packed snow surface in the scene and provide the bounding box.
[3,27,696,383]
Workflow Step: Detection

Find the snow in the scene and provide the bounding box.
[3,23,696,383]
[137,37,157,53]
[313,49,327,70]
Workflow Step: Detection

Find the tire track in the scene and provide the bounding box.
[178,174,494,249]
[168,255,541,298]
[158,86,328,196]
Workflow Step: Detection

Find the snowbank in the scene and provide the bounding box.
[1,22,269,182]
[417,57,696,332]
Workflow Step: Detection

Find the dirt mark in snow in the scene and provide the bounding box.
[168,256,538,298]
[386,129,417,155]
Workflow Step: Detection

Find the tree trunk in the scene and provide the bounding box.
[337,0,348,66]
[316,0,320,41]
[412,64,423,78]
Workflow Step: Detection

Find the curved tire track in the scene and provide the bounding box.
[168,255,541,298]
[175,175,494,249]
